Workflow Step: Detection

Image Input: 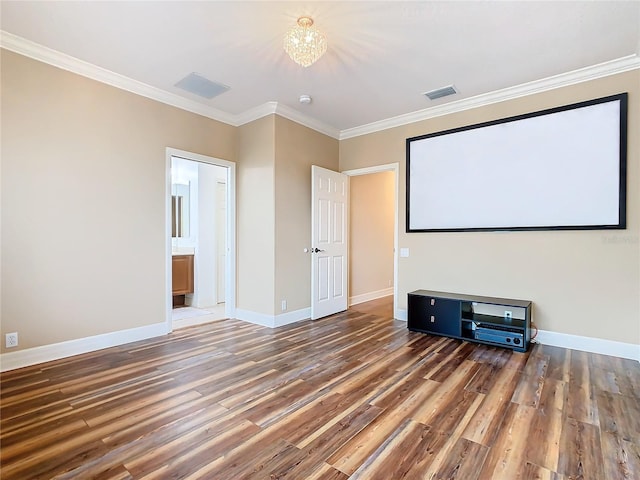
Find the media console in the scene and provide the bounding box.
[407,290,532,352]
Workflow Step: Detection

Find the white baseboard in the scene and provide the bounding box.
[234,309,273,327]
[349,288,394,307]
[536,329,640,362]
[394,310,638,362]
[0,322,169,372]
[234,307,310,328]
[275,308,311,327]
[3,313,635,373]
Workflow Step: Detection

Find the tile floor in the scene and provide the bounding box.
[171,304,226,329]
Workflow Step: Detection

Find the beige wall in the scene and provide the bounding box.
[349,172,394,298]
[0,50,236,353]
[340,70,640,345]
[2,46,637,358]
[274,116,339,313]
[0,47,339,356]
[237,116,276,315]
[236,115,339,317]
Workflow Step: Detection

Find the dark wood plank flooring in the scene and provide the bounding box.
[1,297,639,479]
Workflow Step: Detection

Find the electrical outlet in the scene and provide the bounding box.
[5,332,18,348]
[504,310,513,320]
[281,300,287,312]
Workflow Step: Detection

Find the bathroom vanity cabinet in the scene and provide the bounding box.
[172,254,194,306]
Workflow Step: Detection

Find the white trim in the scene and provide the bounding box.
[2,317,635,372]
[349,288,394,306]
[341,163,400,177]
[342,163,400,321]
[233,102,340,139]
[5,31,635,143]
[166,148,237,331]
[0,32,340,139]
[0,323,168,372]
[274,308,311,327]
[536,330,640,363]
[273,103,340,139]
[0,31,236,126]
[234,308,310,328]
[232,101,278,126]
[234,309,274,327]
[165,152,174,332]
[393,311,638,362]
[339,54,640,140]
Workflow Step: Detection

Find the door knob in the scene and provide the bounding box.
[312,248,325,253]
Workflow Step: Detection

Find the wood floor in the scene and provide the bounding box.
[1,297,639,479]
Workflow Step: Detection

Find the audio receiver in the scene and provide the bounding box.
[474,327,524,347]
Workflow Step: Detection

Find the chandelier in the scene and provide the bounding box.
[283,16,327,67]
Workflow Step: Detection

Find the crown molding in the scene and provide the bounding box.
[233,101,279,126]
[2,31,637,141]
[0,30,237,125]
[339,54,640,140]
[273,103,340,139]
[0,30,340,138]
[233,101,340,139]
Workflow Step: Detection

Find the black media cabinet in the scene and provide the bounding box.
[407,290,532,352]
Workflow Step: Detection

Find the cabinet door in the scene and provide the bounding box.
[172,255,194,295]
[408,295,461,337]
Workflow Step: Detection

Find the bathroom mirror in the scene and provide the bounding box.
[171,183,190,238]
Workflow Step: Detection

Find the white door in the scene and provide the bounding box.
[311,165,348,319]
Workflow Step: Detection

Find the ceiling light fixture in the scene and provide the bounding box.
[283,16,327,67]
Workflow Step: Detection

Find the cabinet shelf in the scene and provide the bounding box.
[408,290,532,352]
[461,313,526,330]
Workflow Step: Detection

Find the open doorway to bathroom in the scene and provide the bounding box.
[167,148,236,331]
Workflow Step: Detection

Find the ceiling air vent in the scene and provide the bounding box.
[423,85,458,101]
[175,73,229,99]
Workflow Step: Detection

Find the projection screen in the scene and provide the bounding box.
[406,93,627,232]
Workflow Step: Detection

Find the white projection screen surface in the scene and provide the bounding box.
[406,93,627,232]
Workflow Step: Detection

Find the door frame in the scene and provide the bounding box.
[165,147,236,331]
[342,163,399,319]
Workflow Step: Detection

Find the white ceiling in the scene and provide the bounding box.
[1,1,639,136]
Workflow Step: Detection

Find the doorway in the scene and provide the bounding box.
[165,148,236,331]
[344,163,399,319]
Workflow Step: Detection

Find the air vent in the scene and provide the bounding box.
[175,73,229,99]
[423,85,458,101]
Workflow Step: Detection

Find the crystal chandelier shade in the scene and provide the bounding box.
[283,17,327,67]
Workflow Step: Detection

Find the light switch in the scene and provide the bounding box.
[400,248,409,258]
